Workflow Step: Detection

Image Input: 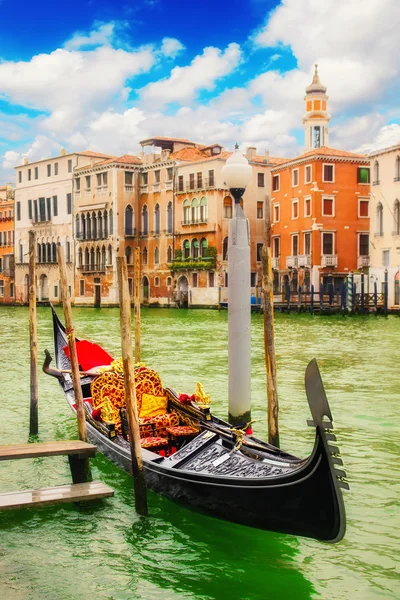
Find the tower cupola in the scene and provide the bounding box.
[303,65,330,150]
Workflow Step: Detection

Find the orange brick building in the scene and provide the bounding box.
[270,68,371,295]
[0,185,15,304]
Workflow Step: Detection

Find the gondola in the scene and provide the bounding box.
[43,306,348,542]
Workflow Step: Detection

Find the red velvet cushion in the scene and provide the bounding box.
[63,340,114,371]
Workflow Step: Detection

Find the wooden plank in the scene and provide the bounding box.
[0,441,97,461]
[0,481,114,510]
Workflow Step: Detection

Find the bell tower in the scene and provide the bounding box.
[303,65,330,150]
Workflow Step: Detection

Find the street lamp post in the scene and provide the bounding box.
[222,145,252,427]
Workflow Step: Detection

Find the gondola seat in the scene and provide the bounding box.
[166,425,200,451]
[140,436,169,452]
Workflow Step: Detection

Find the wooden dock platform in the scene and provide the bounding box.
[0,440,114,510]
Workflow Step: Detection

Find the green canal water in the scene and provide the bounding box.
[0,307,399,600]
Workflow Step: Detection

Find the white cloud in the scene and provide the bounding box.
[160,37,185,59]
[139,43,242,109]
[64,22,118,50]
[355,123,400,154]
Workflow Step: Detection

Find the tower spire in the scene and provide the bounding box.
[303,64,330,149]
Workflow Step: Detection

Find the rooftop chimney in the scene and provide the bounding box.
[246,147,256,161]
[265,149,270,161]
[60,148,66,156]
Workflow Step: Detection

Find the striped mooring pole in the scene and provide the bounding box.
[347,271,354,313]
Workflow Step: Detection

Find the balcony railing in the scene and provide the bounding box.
[76,231,109,241]
[139,231,148,238]
[176,177,215,193]
[78,265,106,273]
[297,254,311,268]
[165,181,173,191]
[321,254,338,267]
[124,227,136,237]
[140,184,148,193]
[152,183,161,192]
[124,185,134,193]
[357,255,370,268]
[96,185,108,194]
[272,257,280,270]
[286,255,298,268]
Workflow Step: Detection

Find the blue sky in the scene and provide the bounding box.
[1,0,399,181]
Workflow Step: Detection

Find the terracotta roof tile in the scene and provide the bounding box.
[76,154,142,171]
[276,146,368,167]
[78,150,115,158]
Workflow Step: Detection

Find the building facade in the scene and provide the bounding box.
[271,69,370,296]
[369,144,400,306]
[0,185,15,304]
[14,150,112,304]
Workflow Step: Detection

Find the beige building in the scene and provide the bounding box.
[14,150,112,303]
[369,144,400,306]
[73,154,142,306]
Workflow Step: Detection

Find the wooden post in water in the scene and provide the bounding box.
[261,197,280,448]
[29,231,38,435]
[57,245,87,444]
[134,247,141,363]
[117,256,148,515]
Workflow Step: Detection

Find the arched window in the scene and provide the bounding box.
[52,243,57,263]
[78,248,83,268]
[86,212,91,239]
[104,210,109,238]
[75,215,80,237]
[183,200,190,224]
[154,203,160,234]
[200,237,208,258]
[125,246,132,264]
[108,244,112,266]
[200,197,207,223]
[42,243,46,263]
[92,212,97,240]
[154,247,160,264]
[142,205,148,235]
[223,236,229,260]
[394,200,400,235]
[373,161,380,184]
[192,238,199,258]
[109,209,113,235]
[396,156,400,181]
[81,214,86,240]
[155,276,160,287]
[142,247,148,265]
[96,247,101,270]
[167,245,172,263]
[84,247,90,269]
[191,198,199,223]
[66,241,71,263]
[101,246,106,270]
[98,211,103,239]
[125,205,134,236]
[90,248,95,270]
[183,239,190,259]
[37,243,42,263]
[47,243,51,263]
[376,202,383,236]
[167,201,173,233]
[223,196,232,219]
[167,276,172,287]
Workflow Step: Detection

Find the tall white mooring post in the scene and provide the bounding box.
[222,145,252,427]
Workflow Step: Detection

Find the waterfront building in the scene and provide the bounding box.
[73,154,142,306]
[136,137,284,307]
[0,185,15,304]
[270,69,371,295]
[14,149,113,303]
[368,143,400,306]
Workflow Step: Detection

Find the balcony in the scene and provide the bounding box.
[152,183,161,192]
[357,255,370,268]
[124,185,134,193]
[124,227,136,238]
[140,184,148,193]
[297,254,311,268]
[286,256,298,268]
[321,254,338,267]
[165,180,173,191]
[176,177,215,193]
[76,231,109,241]
[78,265,106,273]
[272,257,280,270]
[96,186,108,194]
[139,231,148,238]
[151,229,161,237]
[372,180,380,186]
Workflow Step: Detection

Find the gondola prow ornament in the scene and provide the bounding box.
[222,144,253,427]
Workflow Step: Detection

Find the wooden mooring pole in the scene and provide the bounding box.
[134,247,141,363]
[57,245,88,444]
[261,197,280,448]
[29,231,38,435]
[117,257,148,515]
